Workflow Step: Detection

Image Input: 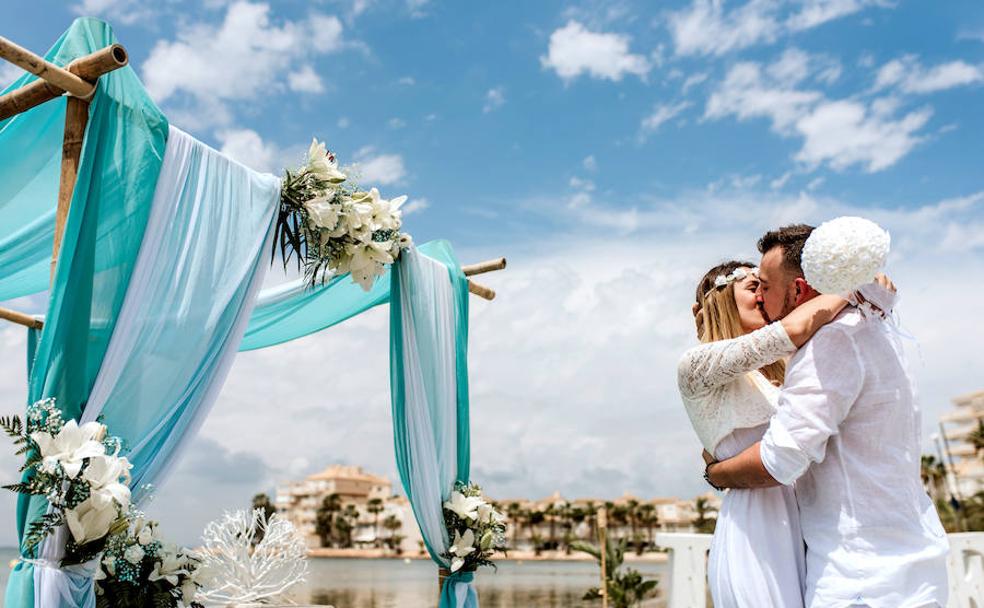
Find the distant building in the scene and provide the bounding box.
[275,465,421,553]
[939,389,984,498]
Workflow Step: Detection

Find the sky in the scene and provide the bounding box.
[1,0,983,546]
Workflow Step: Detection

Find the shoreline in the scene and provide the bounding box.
[305,548,669,563]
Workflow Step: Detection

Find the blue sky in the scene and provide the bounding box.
[2,0,984,545]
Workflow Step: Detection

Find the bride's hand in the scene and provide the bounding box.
[874,272,896,293]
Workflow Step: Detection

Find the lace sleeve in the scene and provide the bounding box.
[677,322,796,397]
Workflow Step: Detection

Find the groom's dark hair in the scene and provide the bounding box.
[758,224,815,277]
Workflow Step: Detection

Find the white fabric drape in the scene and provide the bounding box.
[34,125,280,607]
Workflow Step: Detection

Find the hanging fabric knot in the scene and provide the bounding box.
[439,569,478,608]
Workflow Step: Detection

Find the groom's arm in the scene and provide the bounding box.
[707,325,864,490]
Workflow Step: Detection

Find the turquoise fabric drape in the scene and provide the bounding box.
[240,240,448,350]
[2,18,168,608]
[389,242,474,607]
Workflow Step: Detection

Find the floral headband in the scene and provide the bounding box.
[713,267,757,288]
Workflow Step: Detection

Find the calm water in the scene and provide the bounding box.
[0,548,666,607]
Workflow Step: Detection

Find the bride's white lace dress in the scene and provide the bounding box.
[678,322,805,608]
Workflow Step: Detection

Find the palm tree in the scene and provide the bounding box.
[506,502,522,548]
[921,454,947,501]
[968,420,984,459]
[250,493,277,545]
[315,493,342,547]
[572,538,659,608]
[366,498,384,547]
[382,514,403,552]
[636,504,658,548]
[694,497,717,534]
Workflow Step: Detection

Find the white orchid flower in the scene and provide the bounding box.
[65,491,119,545]
[31,420,106,479]
[449,529,475,572]
[444,491,484,521]
[306,139,347,184]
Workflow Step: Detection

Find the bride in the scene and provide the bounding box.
[677,260,860,607]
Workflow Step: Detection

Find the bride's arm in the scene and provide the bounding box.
[779,295,848,348]
[678,323,796,397]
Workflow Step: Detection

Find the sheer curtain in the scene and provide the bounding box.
[390,244,476,608]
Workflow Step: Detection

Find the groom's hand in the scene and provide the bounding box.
[706,442,781,489]
[702,449,715,465]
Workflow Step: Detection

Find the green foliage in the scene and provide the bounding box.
[572,538,659,608]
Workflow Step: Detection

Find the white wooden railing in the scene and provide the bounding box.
[656,532,984,608]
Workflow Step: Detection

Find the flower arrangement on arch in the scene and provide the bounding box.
[274,139,413,291]
[95,515,205,608]
[1,398,132,566]
[441,482,507,573]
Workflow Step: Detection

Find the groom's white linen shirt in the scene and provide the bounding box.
[758,290,949,608]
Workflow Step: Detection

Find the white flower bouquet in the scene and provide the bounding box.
[274,139,413,291]
[802,216,890,296]
[1,398,132,566]
[442,482,507,573]
[95,515,204,608]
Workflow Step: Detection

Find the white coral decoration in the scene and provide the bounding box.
[195,509,308,605]
[801,216,890,296]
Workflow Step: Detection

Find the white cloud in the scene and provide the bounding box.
[337,116,351,129]
[875,55,984,94]
[407,0,430,17]
[483,87,506,113]
[794,99,931,172]
[0,63,23,87]
[402,197,429,215]
[398,76,416,86]
[786,0,893,32]
[668,0,781,57]
[387,117,406,129]
[540,20,651,83]
[287,65,325,93]
[353,148,407,185]
[73,0,156,25]
[142,2,347,125]
[705,52,932,173]
[668,0,893,56]
[582,155,598,172]
[640,101,692,135]
[217,128,280,172]
[681,72,709,93]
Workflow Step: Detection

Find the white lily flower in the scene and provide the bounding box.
[303,195,340,231]
[449,529,475,572]
[306,139,347,184]
[137,522,155,546]
[65,491,118,545]
[83,454,132,490]
[444,491,484,521]
[149,551,189,586]
[31,420,106,479]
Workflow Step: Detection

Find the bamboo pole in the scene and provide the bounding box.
[438,566,450,594]
[462,257,506,277]
[50,95,89,282]
[0,36,95,99]
[0,307,43,329]
[467,280,495,301]
[0,44,128,121]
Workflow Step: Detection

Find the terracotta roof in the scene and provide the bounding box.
[306,464,392,485]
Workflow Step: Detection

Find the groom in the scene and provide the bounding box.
[705,224,950,608]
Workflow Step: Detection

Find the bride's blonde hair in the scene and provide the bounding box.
[694,261,785,385]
